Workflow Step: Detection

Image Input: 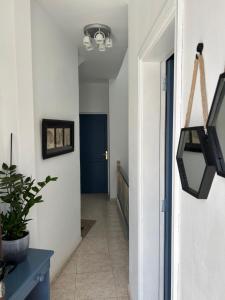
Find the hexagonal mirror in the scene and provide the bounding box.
[176,127,215,198]
[207,72,225,177]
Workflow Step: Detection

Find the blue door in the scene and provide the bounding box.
[80,114,108,193]
[164,54,174,300]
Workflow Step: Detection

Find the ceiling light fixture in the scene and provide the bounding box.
[83,24,112,52]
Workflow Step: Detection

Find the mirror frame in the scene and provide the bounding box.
[176,126,216,199]
[207,72,225,177]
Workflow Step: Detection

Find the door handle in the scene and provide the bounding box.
[103,150,108,160]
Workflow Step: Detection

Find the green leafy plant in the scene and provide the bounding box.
[0,163,57,240]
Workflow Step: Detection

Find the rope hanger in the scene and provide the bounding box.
[184,43,209,128]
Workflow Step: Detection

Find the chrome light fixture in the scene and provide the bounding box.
[83,24,112,52]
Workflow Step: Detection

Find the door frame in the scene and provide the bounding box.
[137,2,183,299]
[163,54,174,300]
[159,53,174,300]
[79,112,110,195]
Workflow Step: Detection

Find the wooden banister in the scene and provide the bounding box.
[117,160,129,227]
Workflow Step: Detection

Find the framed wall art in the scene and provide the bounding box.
[42,119,74,159]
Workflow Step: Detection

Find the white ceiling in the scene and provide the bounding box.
[36,0,128,81]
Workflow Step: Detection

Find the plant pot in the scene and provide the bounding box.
[2,232,29,264]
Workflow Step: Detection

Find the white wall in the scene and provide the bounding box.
[79,81,109,113]
[109,51,128,198]
[179,1,225,299]
[0,0,21,167]
[31,0,81,278]
[0,0,38,246]
[0,0,80,280]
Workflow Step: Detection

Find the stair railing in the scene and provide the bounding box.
[117,160,129,228]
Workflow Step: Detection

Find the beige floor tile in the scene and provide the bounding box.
[51,289,75,300]
[77,236,109,256]
[107,238,128,253]
[108,241,128,254]
[110,250,129,268]
[113,263,129,272]
[52,273,76,291]
[87,230,107,239]
[76,252,112,274]
[106,214,121,222]
[75,271,117,299]
[87,221,107,238]
[106,218,123,225]
[107,231,126,240]
[61,260,77,275]
[106,226,124,235]
[70,251,80,263]
[75,295,117,300]
[52,195,129,300]
[113,266,129,297]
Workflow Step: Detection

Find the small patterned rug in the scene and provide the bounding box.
[81,219,96,238]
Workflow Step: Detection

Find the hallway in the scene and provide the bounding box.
[51,194,129,300]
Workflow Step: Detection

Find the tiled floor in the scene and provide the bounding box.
[51,194,129,300]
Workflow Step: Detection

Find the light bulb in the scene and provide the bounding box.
[83,35,91,47]
[98,43,106,52]
[105,37,112,48]
[86,44,94,51]
[94,31,105,45]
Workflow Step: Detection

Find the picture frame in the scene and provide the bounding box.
[42,119,74,159]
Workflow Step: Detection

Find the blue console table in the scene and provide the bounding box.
[4,248,54,300]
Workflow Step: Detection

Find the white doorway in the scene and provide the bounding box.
[137,8,181,299]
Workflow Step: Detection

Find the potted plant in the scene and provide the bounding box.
[0,163,57,263]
